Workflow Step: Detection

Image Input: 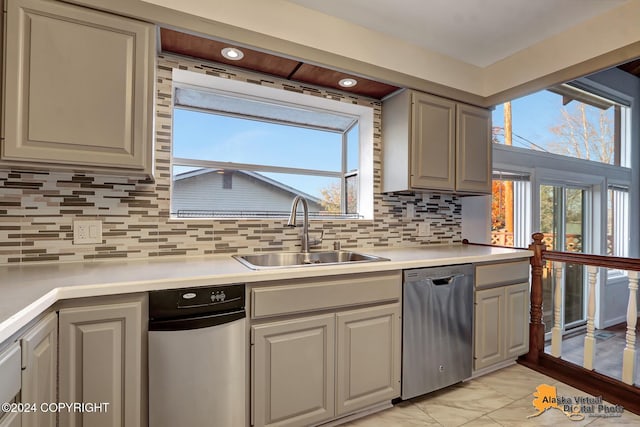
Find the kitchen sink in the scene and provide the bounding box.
[232,250,389,270]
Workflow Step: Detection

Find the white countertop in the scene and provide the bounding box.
[0,244,531,344]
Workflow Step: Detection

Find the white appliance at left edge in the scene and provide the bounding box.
[0,343,21,427]
[148,284,246,427]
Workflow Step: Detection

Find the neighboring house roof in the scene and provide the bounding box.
[173,168,323,206]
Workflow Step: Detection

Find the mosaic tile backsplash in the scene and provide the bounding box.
[0,55,462,265]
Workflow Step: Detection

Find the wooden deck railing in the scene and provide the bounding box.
[466,233,640,415]
[526,232,640,384]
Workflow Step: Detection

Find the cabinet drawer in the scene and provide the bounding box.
[476,260,529,289]
[251,271,401,319]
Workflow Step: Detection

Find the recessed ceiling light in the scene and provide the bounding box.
[338,78,358,88]
[221,47,244,61]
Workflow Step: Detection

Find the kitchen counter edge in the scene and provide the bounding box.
[0,245,532,344]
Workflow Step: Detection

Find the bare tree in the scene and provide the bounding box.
[548,103,614,164]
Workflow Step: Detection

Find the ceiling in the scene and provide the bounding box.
[286,0,629,68]
[160,28,400,99]
[159,0,639,99]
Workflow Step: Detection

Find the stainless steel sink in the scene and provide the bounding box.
[232,250,389,270]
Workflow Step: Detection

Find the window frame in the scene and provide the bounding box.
[169,69,375,220]
[492,79,633,259]
[492,83,630,167]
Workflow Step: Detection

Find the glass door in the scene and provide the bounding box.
[539,184,587,333]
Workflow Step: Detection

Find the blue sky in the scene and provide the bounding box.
[173,90,614,197]
[492,90,614,157]
[492,90,561,151]
[173,108,358,197]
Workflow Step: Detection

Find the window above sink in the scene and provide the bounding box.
[170,69,375,220]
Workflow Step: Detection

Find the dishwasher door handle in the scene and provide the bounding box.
[431,275,458,286]
[149,309,245,331]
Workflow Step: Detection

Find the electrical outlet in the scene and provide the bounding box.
[74,220,102,245]
[405,203,415,219]
[418,222,430,237]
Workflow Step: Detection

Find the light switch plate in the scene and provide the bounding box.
[418,222,430,237]
[73,220,102,245]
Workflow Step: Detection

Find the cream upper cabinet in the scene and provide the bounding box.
[3,0,155,175]
[21,312,57,427]
[409,92,456,190]
[335,304,401,416]
[455,103,492,193]
[382,90,492,194]
[58,296,146,427]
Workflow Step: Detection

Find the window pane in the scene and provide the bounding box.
[346,124,359,172]
[493,89,620,165]
[565,188,584,253]
[173,108,343,171]
[539,185,559,250]
[171,167,349,218]
[608,187,629,257]
[345,175,358,214]
[539,185,586,330]
[491,179,513,246]
[491,171,530,248]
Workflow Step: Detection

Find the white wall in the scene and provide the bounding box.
[461,196,491,244]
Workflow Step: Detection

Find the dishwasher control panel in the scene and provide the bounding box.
[149,284,245,321]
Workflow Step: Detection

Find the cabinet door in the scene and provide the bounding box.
[410,92,456,191]
[4,0,154,174]
[252,314,335,427]
[474,287,505,370]
[336,304,400,416]
[0,413,21,427]
[59,300,144,427]
[505,282,530,358]
[456,103,492,193]
[21,312,57,427]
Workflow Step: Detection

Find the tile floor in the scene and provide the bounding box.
[341,364,640,426]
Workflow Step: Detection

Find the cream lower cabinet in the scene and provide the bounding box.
[335,305,400,416]
[3,0,155,175]
[58,296,145,427]
[0,414,20,427]
[252,314,335,427]
[20,312,58,427]
[252,304,401,427]
[250,271,401,427]
[474,282,529,371]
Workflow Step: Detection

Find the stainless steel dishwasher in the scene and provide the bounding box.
[148,284,246,427]
[402,264,474,399]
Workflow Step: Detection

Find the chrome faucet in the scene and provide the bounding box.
[287,196,314,252]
